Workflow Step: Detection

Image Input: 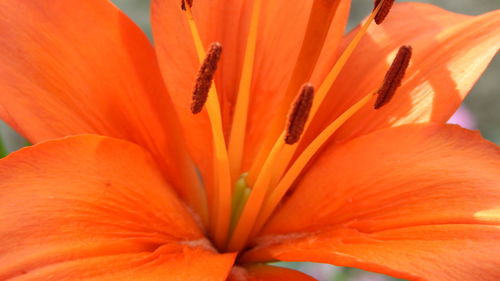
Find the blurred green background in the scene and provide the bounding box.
[0,1,498,280]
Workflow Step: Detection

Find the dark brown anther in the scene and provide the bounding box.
[374,0,395,24]
[374,45,412,109]
[191,42,223,114]
[181,0,193,11]
[285,83,315,145]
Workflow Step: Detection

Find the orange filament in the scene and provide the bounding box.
[228,91,316,241]
[226,1,390,249]
[247,0,385,186]
[226,132,285,251]
[246,0,343,186]
[191,43,223,114]
[182,0,400,252]
[182,5,231,249]
[253,44,413,235]
[252,92,376,235]
[256,0,388,191]
[227,84,313,251]
[312,0,386,115]
[374,0,395,24]
[228,0,262,180]
[285,84,315,145]
[375,45,412,109]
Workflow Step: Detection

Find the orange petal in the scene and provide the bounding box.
[243,124,500,280]
[246,225,500,281]
[9,249,235,281]
[229,264,316,281]
[306,2,500,144]
[0,0,193,193]
[0,135,235,280]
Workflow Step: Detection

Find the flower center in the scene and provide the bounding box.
[181,0,405,252]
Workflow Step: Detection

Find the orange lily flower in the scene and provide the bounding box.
[1,0,500,280]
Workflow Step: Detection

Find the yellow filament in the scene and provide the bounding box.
[228,0,262,180]
[184,6,231,248]
[226,133,285,251]
[265,0,386,189]
[252,92,375,235]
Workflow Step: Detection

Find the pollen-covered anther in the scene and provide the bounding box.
[191,42,222,114]
[285,83,315,145]
[374,0,395,24]
[374,45,412,109]
[181,0,193,11]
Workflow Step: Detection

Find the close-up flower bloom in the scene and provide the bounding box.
[0,0,499,280]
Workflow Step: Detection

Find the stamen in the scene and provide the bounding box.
[285,84,314,145]
[374,45,412,109]
[252,91,376,235]
[373,0,395,24]
[181,0,193,11]
[191,43,223,114]
[251,0,387,190]
[181,6,232,249]
[246,0,343,186]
